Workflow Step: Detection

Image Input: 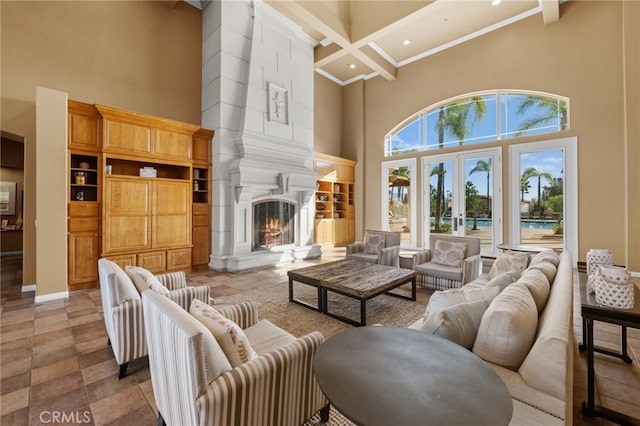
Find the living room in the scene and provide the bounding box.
[1,0,638,424]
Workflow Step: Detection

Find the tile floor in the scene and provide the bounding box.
[1,251,639,425]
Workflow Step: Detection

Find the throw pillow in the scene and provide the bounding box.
[485,272,517,293]
[425,286,499,318]
[486,252,530,280]
[125,265,169,296]
[420,300,489,349]
[364,233,385,254]
[516,269,550,313]
[472,283,538,370]
[431,240,467,267]
[190,299,258,368]
[529,250,560,267]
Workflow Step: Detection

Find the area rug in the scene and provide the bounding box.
[214,280,433,426]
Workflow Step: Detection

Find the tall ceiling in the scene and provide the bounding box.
[264,0,561,85]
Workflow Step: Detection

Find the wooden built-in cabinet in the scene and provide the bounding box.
[313,153,356,247]
[67,100,213,289]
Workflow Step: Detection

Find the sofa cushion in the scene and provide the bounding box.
[473,283,538,370]
[485,272,517,293]
[529,250,560,267]
[528,261,558,284]
[125,265,169,296]
[244,319,296,355]
[419,299,489,349]
[431,239,467,267]
[487,252,530,280]
[364,233,385,254]
[190,299,258,367]
[425,286,499,318]
[517,269,551,313]
[415,262,464,282]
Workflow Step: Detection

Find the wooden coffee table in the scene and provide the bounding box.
[314,327,513,426]
[287,259,416,326]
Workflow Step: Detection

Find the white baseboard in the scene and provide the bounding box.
[22,284,36,293]
[35,291,69,304]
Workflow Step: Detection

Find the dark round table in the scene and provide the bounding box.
[313,326,513,426]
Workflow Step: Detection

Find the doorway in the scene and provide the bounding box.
[422,148,502,255]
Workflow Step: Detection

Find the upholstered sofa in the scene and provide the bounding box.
[410,234,482,290]
[97,259,210,378]
[409,250,574,425]
[142,290,329,426]
[346,230,401,267]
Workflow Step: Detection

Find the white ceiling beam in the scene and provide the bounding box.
[539,0,560,25]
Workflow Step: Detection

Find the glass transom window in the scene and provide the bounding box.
[385,91,569,157]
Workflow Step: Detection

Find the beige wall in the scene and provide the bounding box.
[314,74,343,156]
[336,1,639,269]
[1,1,202,289]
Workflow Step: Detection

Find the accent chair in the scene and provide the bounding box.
[346,230,401,267]
[142,290,329,426]
[411,234,482,290]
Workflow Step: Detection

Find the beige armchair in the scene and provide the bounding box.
[98,259,211,378]
[346,230,401,267]
[411,235,481,290]
[142,290,329,426]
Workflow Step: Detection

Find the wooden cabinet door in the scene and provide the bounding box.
[315,219,334,245]
[103,178,151,253]
[68,232,99,286]
[192,226,210,267]
[153,180,191,248]
[154,130,192,161]
[69,113,99,151]
[103,120,151,156]
[334,218,349,246]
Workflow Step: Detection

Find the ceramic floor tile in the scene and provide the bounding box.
[0,371,30,395]
[29,388,91,426]
[89,386,148,425]
[0,358,32,380]
[0,386,29,414]
[30,371,85,405]
[85,373,138,404]
[31,356,80,386]
[77,346,118,369]
[81,359,120,386]
[105,404,157,426]
[1,406,29,426]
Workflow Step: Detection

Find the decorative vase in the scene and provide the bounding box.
[594,266,634,309]
[586,249,613,294]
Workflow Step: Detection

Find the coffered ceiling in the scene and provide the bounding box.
[263,0,560,85]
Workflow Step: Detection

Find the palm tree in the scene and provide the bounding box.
[516,96,568,136]
[434,96,487,232]
[522,167,554,213]
[520,175,531,202]
[469,158,491,216]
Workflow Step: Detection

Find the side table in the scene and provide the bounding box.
[578,272,640,425]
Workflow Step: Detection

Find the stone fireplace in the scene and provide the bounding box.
[201,0,321,272]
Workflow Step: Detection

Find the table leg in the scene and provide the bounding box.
[579,316,587,352]
[582,317,596,415]
[360,299,367,327]
[621,325,632,364]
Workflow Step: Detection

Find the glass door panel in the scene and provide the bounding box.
[382,159,416,248]
[426,158,455,236]
[462,152,499,253]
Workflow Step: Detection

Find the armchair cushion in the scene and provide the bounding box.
[190,299,258,367]
[244,319,296,355]
[364,232,385,254]
[415,262,463,282]
[431,239,467,267]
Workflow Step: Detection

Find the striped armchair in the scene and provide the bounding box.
[142,290,329,426]
[411,235,482,290]
[98,259,211,379]
[346,230,401,267]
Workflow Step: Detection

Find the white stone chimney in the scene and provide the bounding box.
[201,0,320,272]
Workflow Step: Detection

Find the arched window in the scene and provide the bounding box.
[385,91,569,157]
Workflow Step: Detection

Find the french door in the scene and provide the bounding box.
[422,148,502,254]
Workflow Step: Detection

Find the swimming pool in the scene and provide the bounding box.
[436,218,558,230]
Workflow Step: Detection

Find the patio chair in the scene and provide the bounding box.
[411,234,481,290]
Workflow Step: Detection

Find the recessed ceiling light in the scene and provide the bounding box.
[491,0,501,5]
[402,40,411,46]
[348,64,356,69]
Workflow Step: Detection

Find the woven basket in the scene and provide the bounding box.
[594,266,634,309]
[586,249,614,294]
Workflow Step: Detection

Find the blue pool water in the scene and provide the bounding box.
[437,218,557,230]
